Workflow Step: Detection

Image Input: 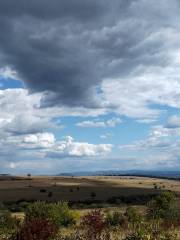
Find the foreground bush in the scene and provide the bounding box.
[81,210,107,240]
[0,211,19,235]
[125,207,143,225]
[11,218,58,240]
[1,194,179,240]
[123,220,178,240]
[105,211,127,227]
[26,201,79,227]
[147,192,175,219]
[162,200,180,227]
[124,230,178,240]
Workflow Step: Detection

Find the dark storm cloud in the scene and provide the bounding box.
[0,0,107,21]
[0,0,179,107]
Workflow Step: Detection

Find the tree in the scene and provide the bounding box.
[147,191,175,219]
[27,173,31,187]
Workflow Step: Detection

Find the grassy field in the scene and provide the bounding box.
[0,175,179,203]
[1,176,180,239]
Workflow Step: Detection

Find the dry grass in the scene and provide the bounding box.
[0,175,179,203]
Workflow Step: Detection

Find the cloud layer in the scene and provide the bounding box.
[76,118,122,128]
[0,88,113,173]
[0,0,180,120]
[0,1,180,173]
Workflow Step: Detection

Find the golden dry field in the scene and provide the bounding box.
[0,175,179,203]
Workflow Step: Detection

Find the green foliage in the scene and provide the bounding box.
[48,202,79,227]
[147,192,175,219]
[1,196,180,240]
[9,202,30,212]
[124,230,148,240]
[26,201,79,227]
[26,201,47,220]
[105,211,127,227]
[125,207,143,224]
[0,211,19,235]
[162,200,180,226]
[155,192,175,210]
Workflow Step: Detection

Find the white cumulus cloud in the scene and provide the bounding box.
[48,136,112,158]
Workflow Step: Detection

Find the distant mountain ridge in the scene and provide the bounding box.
[58,170,180,179]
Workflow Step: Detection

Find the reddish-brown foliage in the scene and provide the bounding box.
[81,210,106,240]
[12,218,58,240]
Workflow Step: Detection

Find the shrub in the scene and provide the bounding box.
[26,201,79,227]
[26,201,47,220]
[105,211,127,227]
[124,231,148,240]
[40,189,47,193]
[159,232,178,240]
[6,202,30,212]
[125,207,143,224]
[54,231,84,240]
[49,202,79,227]
[0,202,6,210]
[81,210,106,240]
[162,200,180,227]
[0,211,19,235]
[123,224,178,240]
[12,218,58,240]
[90,192,96,198]
[107,194,155,205]
[48,191,53,197]
[17,201,30,212]
[124,231,178,240]
[147,192,175,219]
[107,196,118,204]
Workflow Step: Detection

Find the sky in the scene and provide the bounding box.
[0,0,180,175]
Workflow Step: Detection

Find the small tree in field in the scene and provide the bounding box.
[27,173,31,187]
[90,191,96,199]
[147,191,175,219]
